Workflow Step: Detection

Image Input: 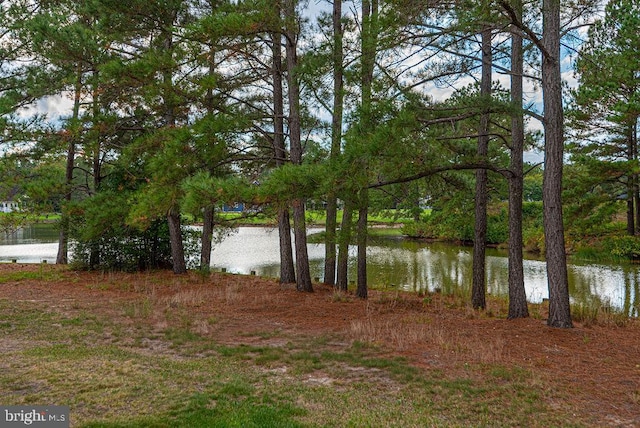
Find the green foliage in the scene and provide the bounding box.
[522,202,545,253]
[72,218,201,272]
[405,208,475,242]
[523,167,543,202]
[486,208,509,245]
[181,173,254,215]
[523,227,545,254]
[0,212,27,235]
[2,0,634,289]
[72,218,172,271]
[402,202,544,247]
[258,163,327,204]
[69,189,199,271]
[0,154,66,215]
[562,161,628,236]
[602,235,640,260]
[567,0,640,239]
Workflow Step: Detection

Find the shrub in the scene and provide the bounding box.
[402,207,509,244]
[486,209,509,244]
[72,220,172,271]
[602,235,640,260]
[523,227,544,254]
[71,220,200,272]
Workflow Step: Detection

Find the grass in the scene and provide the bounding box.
[214,209,415,228]
[215,211,276,225]
[0,265,62,283]
[570,300,630,327]
[0,296,590,428]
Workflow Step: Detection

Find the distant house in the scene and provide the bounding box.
[0,201,19,213]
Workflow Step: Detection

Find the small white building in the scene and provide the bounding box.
[0,201,19,213]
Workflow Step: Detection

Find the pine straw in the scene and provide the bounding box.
[1,263,639,426]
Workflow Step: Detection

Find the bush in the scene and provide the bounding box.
[424,209,474,242]
[399,202,546,248]
[523,227,544,254]
[72,220,171,271]
[402,207,509,244]
[68,188,202,272]
[486,209,509,244]
[400,221,437,239]
[71,220,200,272]
[602,235,640,260]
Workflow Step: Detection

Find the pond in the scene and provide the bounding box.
[1,224,638,315]
[0,223,60,264]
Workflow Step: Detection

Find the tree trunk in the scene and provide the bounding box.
[56,215,69,264]
[162,15,186,274]
[353,0,377,299]
[292,199,312,291]
[200,42,216,272]
[634,183,639,235]
[271,29,296,283]
[336,200,353,291]
[356,190,368,299]
[285,0,312,292]
[277,207,296,283]
[57,66,83,265]
[542,0,572,328]
[627,124,635,235]
[324,0,344,286]
[627,179,635,235]
[89,72,102,268]
[471,24,492,310]
[507,1,529,318]
[631,123,639,234]
[56,141,73,265]
[200,205,214,270]
[325,197,338,285]
[168,206,187,274]
[634,272,640,318]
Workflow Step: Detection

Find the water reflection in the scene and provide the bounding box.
[2,225,639,314]
[1,223,59,245]
[0,224,60,263]
[211,229,639,314]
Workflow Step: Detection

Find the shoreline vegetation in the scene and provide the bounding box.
[5,206,638,264]
[0,263,639,427]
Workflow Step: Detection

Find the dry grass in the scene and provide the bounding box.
[350,318,427,351]
[349,316,507,363]
[223,282,244,303]
[162,289,207,308]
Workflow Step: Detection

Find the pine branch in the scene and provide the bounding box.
[369,161,514,189]
[498,0,553,62]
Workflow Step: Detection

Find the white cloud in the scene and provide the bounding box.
[17,95,74,124]
[562,70,578,90]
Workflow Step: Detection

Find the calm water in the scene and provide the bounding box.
[0,224,60,263]
[2,224,639,315]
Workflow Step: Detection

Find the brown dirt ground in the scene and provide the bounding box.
[1,263,639,426]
